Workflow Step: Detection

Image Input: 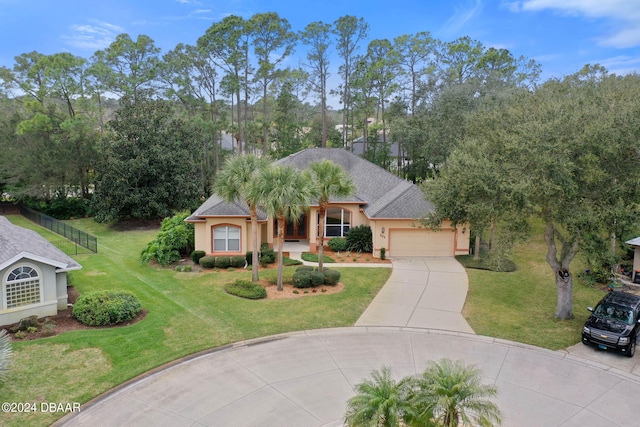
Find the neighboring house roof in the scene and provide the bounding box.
[626,237,640,246]
[0,216,82,272]
[189,148,434,221]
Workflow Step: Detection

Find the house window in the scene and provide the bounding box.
[5,265,41,309]
[213,226,241,252]
[324,208,351,237]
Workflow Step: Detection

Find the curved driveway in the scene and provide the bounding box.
[58,258,640,427]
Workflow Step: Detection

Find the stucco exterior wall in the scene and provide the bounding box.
[0,259,64,326]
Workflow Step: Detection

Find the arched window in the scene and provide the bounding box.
[324,208,351,237]
[213,225,241,252]
[5,265,41,309]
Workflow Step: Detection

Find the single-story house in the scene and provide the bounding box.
[0,216,82,326]
[186,148,469,258]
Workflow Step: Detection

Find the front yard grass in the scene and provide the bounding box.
[0,216,390,427]
[462,222,605,350]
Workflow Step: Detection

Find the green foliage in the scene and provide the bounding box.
[328,237,348,252]
[230,255,247,268]
[21,196,92,219]
[380,247,386,260]
[260,247,276,265]
[296,265,315,272]
[191,250,206,264]
[292,270,313,288]
[224,280,267,300]
[91,99,201,223]
[323,269,341,285]
[283,257,302,266]
[0,329,12,384]
[301,252,335,263]
[310,271,325,286]
[199,255,216,269]
[72,290,142,326]
[140,212,194,266]
[215,256,231,269]
[346,225,373,252]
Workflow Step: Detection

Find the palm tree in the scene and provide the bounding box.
[251,164,317,290]
[0,329,12,384]
[344,366,414,427]
[214,154,269,282]
[408,359,502,427]
[309,160,356,271]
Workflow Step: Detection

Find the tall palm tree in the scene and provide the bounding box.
[251,164,317,290]
[408,359,502,427]
[309,160,356,271]
[344,366,414,427]
[0,329,12,384]
[214,154,269,282]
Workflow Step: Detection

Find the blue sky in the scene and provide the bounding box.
[1,0,639,85]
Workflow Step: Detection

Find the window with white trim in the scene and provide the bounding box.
[213,226,241,252]
[5,265,41,309]
[324,208,351,237]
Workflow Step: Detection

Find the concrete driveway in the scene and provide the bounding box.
[356,257,474,333]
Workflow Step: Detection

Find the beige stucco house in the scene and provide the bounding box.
[0,216,82,326]
[186,148,470,259]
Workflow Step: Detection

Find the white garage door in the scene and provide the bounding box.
[389,229,455,257]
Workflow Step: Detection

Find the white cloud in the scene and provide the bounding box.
[62,20,125,50]
[441,0,484,36]
[512,0,640,48]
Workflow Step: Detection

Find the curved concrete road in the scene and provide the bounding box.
[59,328,640,427]
[57,258,640,426]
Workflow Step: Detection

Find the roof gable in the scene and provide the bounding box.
[0,216,82,272]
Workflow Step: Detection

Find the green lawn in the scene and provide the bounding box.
[0,216,391,427]
[462,223,605,350]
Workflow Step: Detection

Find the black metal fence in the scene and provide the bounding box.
[20,206,98,253]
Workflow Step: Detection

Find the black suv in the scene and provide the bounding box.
[582,291,640,357]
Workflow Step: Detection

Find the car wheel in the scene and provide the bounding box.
[627,339,636,358]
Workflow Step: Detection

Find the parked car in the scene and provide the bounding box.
[582,291,640,357]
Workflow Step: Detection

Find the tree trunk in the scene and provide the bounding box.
[250,204,260,282]
[317,204,327,271]
[277,213,285,291]
[544,221,579,320]
[474,234,481,261]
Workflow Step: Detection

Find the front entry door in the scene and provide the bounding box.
[277,213,307,240]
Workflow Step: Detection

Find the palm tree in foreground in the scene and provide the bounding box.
[252,164,316,290]
[214,154,269,282]
[344,366,414,427]
[0,329,12,384]
[408,359,502,427]
[309,159,355,271]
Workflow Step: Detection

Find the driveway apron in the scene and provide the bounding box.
[355,257,474,333]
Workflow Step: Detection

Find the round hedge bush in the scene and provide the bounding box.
[224,280,267,299]
[73,290,142,326]
[199,255,216,268]
[215,256,231,269]
[191,250,206,264]
[328,237,348,252]
[231,255,247,268]
[310,271,325,286]
[292,270,313,288]
[322,269,341,285]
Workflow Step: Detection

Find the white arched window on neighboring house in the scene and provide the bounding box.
[4,265,41,309]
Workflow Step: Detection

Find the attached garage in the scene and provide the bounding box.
[389,228,455,257]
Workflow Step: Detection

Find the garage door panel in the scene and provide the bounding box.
[389,229,454,257]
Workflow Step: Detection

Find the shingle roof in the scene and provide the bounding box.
[190,148,434,221]
[0,216,82,272]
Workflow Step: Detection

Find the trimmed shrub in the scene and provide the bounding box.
[199,255,216,269]
[215,256,231,269]
[246,251,255,265]
[328,237,348,252]
[345,225,373,253]
[191,250,206,264]
[292,270,313,288]
[322,269,341,285]
[231,255,247,268]
[260,248,276,265]
[310,271,325,287]
[296,265,315,272]
[224,280,267,300]
[73,290,142,326]
[380,247,386,260]
[140,212,194,266]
